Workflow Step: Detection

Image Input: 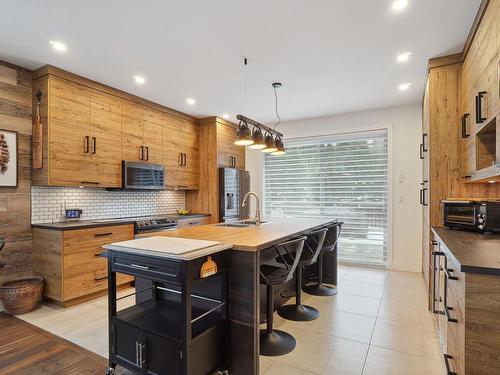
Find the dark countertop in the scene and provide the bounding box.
[31,213,210,231]
[432,227,500,276]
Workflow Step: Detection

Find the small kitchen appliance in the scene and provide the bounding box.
[442,200,500,233]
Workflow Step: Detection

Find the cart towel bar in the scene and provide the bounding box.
[155,285,224,304]
[116,287,154,302]
[191,302,226,324]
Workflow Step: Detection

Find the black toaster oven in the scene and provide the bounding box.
[442,200,500,233]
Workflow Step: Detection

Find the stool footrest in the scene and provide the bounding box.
[277,304,320,321]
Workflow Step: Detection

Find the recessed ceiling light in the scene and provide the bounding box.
[186,98,196,105]
[396,51,412,62]
[222,113,230,119]
[49,40,67,52]
[134,75,146,84]
[399,82,412,91]
[392,0,408,11]
[488,180,496,184]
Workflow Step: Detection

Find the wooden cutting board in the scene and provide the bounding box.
[108,236,222,255]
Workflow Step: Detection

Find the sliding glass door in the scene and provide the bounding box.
[263,130,388,267]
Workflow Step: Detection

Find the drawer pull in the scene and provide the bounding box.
[94,252,104,257]
[130,263,150,270]
[444,267,459,280]
[94,275,108,281]
[443,354,457,375]
[94,232,113,237]
[445,305,458,323]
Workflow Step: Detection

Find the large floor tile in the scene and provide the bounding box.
[263,361,319,375]
[337,280,385,299]
[322,336,368,375]
[63,317,109,355]
[382,282,428,304]
[259,357,274,374]
[370,319,441,359]
[343,268,387,285]
[385,271,425,287]
[378,298,436,329]
[363,345,444,375]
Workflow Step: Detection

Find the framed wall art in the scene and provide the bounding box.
[0,129,17,187]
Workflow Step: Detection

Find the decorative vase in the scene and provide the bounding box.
[0,276,44,315]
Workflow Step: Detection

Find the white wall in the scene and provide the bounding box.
[246,104,423,272]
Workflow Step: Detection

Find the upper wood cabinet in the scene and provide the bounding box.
[217,121,245,169]
[163,114,199,189]
[33,76,122,187]
[32,65,200,190]
[122,102,163,164]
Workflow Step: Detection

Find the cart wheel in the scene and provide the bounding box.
[105,368,115,375]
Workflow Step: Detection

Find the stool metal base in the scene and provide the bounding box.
[260,329,296,356]
[277,304,320,321]
[303,283,337,296]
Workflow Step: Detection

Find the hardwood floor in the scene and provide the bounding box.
[0,312,132,375]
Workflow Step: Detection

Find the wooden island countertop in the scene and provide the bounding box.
[159,217,338,251]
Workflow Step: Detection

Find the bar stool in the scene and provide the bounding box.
[303,222,342,296]
[259,236,307,356]
[277,228,327,321]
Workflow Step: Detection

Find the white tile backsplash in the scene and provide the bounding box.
[31,187,186,223]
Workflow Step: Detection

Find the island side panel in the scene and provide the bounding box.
[229,250,260,375]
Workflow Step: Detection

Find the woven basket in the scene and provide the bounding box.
[0,276,44,315]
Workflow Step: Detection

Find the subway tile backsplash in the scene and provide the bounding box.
[31,187,186,224]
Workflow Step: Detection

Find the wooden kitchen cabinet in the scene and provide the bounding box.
[143,108,163,164]
[32,224,134,307]
[217,121,245,169]
[163,114,199,189]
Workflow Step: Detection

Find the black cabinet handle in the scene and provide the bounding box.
[84,136,89,153]
[80,181,99,185]
[178,153,183,166]
[94,275,108,281]
[419,188,428,206]
[183,153,187,166]
[140,146,144,160]
[94,252,104,257]
[92,137,96,154]
[461,113,470,138]
[444,354,457,375]
[444,267,459,280]
[419,144,424,159]
[445,305,458,323]
[94,232,113,237]
[422,133,428,152]
[476,91,487,123]
[145,146,149,161]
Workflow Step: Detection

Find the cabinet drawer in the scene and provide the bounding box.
[176,216,210,228]
[446,286,465,375]
[63,224,135,255]
[112,253,181,283]
[64,265,109,300]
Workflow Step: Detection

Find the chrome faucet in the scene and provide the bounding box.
[242,192,261,226]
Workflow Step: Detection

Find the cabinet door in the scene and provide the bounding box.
[114,320,145,372]
[144,108,163,164]
[217,122,237,168]
[163,114,183,188]
[89,90,122,187]
[145,333,181,375]
[177,118,199,189]
[48,77,90,186]
[122,101,145,162]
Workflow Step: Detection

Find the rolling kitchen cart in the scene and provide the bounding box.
[105,249,230,375]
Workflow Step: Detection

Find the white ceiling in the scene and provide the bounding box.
[0,0,480,123]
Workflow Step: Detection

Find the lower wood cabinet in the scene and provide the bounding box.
[433,233,500,375]
[32,224,134,307]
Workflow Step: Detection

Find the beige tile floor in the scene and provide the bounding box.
[17,265,445,375]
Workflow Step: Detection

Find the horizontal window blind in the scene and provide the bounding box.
[264,131,388,266]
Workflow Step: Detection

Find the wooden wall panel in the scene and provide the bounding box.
[0,61,32,284]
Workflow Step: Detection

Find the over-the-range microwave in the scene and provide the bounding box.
[121,161,165,190]
[442,200,500,233]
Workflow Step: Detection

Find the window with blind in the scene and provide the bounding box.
[264,130,388,266]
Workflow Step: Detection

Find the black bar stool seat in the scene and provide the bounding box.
[277,228,327,322]
[259,236,307,356]
[303,222,342,296]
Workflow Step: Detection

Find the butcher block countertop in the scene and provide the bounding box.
[158,217,339,252]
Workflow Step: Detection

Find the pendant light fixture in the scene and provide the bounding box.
[261,131,278,153]
[249,126,266,149]
[234,58,254,146]
[270,82,285,155]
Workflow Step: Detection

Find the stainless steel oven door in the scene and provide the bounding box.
[135,227,178,239]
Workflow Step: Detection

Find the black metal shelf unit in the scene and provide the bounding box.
[106,250,230,375]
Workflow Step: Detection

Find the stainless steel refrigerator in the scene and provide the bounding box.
[219,167,250,222]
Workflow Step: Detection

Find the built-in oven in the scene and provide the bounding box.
[122,161,165,190]
[442,200,500,233]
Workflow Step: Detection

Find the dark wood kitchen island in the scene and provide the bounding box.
[158,217,338,375]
